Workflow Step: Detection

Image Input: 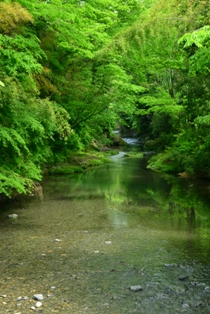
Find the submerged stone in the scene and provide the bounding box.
[179,275,189,281]
[33,294,44,301]
[8,213,18,219]
[129,285,143,292]
[36,301,42,308]
[164,263,178,267]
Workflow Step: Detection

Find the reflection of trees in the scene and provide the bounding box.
[187,207,196,233]
[44,157,210,238]
[168,202,196,233]
[41,157,210,263]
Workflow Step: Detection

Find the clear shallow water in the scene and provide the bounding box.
[1,154,210,313]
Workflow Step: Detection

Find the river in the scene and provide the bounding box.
[1,148,210,313]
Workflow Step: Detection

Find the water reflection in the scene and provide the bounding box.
[39,156,210,261]
[1,155,210,313]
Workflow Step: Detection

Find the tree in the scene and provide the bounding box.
[0,1,71,198]
[0,0,145,198]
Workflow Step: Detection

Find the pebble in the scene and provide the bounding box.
[71,275,77,279]
[51,286,56,290]
[17,297,22,301]
[33,294,44,301]
[182,303,190,309]
[110,295,121,300]
[105,241,112,244]
[41,254,46,257]
[164,263,178,267]
[36,301,42,308]
[8,213,18,219]
[30,306,36,310]
[129,285,143,292]
[176,286,187,293]
[179,275,188,281]
[55,239,61,242]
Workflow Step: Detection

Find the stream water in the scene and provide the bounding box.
[1,148,210,313]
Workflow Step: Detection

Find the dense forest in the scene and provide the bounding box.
[1,0,210,199]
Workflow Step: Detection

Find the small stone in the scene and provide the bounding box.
[164,263,177,267]
[36,301,42,308]
[182,303,190,309]
[30,306,36,310]
[41,254,46,257]
[110,295,121,300]
[179,275,188,281]
[129,285,143,292]
[33,294,44,301]
[55,239,60,242]
[0,295,7,298]
[195,282,205,286]
[2,301,7,305]
[51,286,56,290]
[23,296,29,300]
[17,297,22,301]
[16,303,21,306]
[105,241,112,244]
[8,213,18,219]
[175,286,187,293]
[71,275,77,279]
[94,251,99,253]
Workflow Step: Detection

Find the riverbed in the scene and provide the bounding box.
[1,152,210,313]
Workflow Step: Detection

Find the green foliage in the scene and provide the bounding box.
[49,166,84,175]
[178,26,210,49]
[0,76,71,197]
[111,0,210,176]
[0,2,33,34]
[0,33,44,76]
[124,152,143,158]
[147,151,181,173]
[3,0,210,198]
[87,157,111,166]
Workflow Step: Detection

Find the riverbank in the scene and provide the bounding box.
[0,148,144,204]
[46,149,144,176]
[47,150,114,176]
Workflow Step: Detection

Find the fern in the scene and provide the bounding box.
[0,127,29,155]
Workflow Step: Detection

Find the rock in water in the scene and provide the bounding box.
[33,294,44,301]
[36,301,42,308]
[129,285,143,292]
[8,214,18,219]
